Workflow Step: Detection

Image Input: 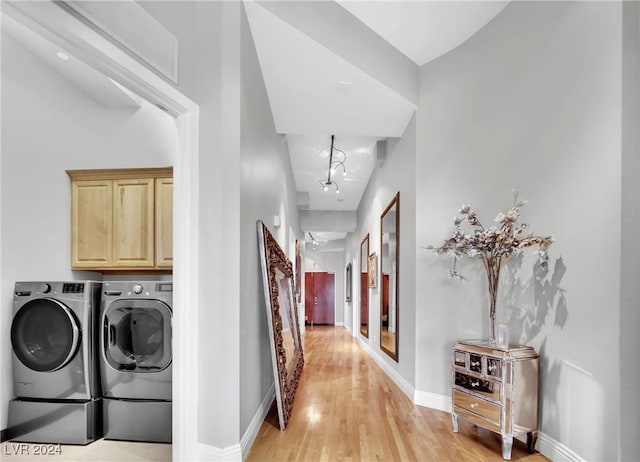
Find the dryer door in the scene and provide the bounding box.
[104,299,172,372]
[11,298,80,372]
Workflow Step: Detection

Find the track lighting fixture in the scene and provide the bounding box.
[308,232,319,250]
[318,135,347,194]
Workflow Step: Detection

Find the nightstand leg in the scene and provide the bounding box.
[526,431,538,453]
[451,413,459,433]
[501,435,513,460]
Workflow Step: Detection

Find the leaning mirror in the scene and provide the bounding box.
[257,221,304,430]
[380,193,399,361]
[359,234,369,338]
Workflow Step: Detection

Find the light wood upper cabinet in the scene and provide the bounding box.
[113,178,155,268]
[155,177,173,268]
[67,168,172,271]
[71,180,113,268]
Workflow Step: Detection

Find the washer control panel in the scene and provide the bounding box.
[62,283,85,294]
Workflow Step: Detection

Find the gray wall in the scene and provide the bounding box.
[239,3,301,439]
[0,32,176,430]
[346,116,417,384]
[620,2,640,459]
[416,2,625,460]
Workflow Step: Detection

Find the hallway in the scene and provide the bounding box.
[247,327,548,461]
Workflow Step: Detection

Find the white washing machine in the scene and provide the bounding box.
[100,280,172,443]
[8,281,102,444]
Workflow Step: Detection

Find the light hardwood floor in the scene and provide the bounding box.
[3,327,549,461]
[247,326,549,462]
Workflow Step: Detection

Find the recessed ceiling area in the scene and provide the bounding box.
[288,134,378,212]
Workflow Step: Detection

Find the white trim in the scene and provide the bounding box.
[335,322,345,327]
[241,384,275,460]
[196,442,242,462]
[357,337,414,401]
[413,390,451,413]
[64,1,179,83]
[2,3,200,460]
[534,432,585,462]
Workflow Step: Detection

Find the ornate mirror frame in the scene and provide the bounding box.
[257,221,304,430]
[359,234,370,338]
[380,192,399,361]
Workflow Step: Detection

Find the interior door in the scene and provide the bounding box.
[304,272,335,325]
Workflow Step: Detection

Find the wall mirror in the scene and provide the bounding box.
[359,234,369,338]
[380,193,399,361]
[257,221,304,430]
[345,263,352,303]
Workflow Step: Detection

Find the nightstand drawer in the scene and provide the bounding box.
[453,390,500,424]
[454,371,501,401]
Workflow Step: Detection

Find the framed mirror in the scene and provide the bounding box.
[380,193,399,361]
[359,234,369,338]
[257,221,304,430]
[345,263,352,303]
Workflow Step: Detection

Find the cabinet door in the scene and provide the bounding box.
[71,180,113,268]
[155,177,173,268]
[113,178,154,267]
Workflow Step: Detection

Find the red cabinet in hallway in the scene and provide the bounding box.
[304,272,335,325]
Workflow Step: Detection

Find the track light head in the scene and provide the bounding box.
[318,135,347,194]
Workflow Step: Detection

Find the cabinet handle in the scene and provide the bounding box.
[471,381,479,387]
[471,361,480,366]
[471,402,479,409]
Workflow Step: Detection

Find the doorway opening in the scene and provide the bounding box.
[1,3,200,460]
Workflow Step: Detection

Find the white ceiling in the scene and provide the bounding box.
[287,134,378,211]
[337,1,510,66]
[2,14,142,110]
[245,0,509,222]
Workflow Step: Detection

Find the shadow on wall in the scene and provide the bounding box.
[502,253,568,344]
[502,254,569,447]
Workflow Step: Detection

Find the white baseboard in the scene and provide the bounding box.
[193,384,275,461]
[535,432,585,462]
[357,337,414,401]
[241,384,275,460]
[413,390,451,413]
[335,322,344,327]
[196,442,242,461]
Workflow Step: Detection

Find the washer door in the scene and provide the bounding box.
[104,299,172,372]
[11,298,80,372]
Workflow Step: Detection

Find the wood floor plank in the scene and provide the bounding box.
[247,327,549,462]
